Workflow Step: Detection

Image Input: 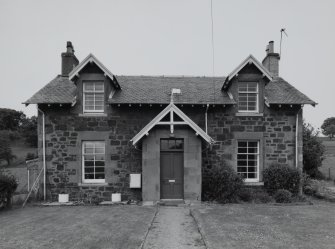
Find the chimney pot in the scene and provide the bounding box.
[268,41,274,53]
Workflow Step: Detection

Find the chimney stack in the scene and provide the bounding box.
[262,41,280,77]
[61,41,79,77]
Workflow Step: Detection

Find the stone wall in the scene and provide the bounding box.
[39,105,161,201]
[203,105,301,181]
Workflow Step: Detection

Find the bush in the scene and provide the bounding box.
[202,163,244,203]
[25,152,37,161]
[237,188,253,202]
[0,174,18,209]
[263,164,300,195]
[237,187,273,203]
[254,191,273,203]
[274,189,292,203]
[303,123,325,177]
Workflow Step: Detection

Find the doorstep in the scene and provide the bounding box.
[159,199,186,207]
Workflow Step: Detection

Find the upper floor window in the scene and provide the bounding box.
[238,82,258,112]
[83,81,104,113]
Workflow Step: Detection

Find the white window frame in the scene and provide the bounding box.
[83,81,105,113]
[238,82,259,113]
[237,140,259,182]
[82,141,105,184]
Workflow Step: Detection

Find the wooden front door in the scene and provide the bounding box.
[160,138,184,199]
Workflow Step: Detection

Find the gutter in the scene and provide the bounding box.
[37,107,46,201]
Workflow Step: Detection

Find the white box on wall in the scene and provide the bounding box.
[130,174,141,188]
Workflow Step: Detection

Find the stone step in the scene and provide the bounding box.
[158,200,185,207]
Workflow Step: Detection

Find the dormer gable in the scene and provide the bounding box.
[69,53,120,90]
[222,54,272,91]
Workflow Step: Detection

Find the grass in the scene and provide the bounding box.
[0,205,155,249]
[192,201,335,249]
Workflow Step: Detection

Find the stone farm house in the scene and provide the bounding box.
[24,41,316,204]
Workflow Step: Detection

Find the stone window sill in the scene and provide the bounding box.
[235,112,263,117]
[78,183,108,187]
[78,113,107,117]
[244,182,264,186]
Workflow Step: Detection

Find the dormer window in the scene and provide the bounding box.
[238,82,258,112]
[83,81,104,113]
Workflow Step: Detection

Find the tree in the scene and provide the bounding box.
[0,108,26,131]
[20,116,37,147]
[0,132,16,165]
[321,117,335,140]
[303,122,325,178]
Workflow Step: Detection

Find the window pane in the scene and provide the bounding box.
[95,155,105,161]
[161,140,169,150]
[84,155,94,161]
[85,174,94,179]
[238,141,247,147]
[84,83,94,91]
[94,82,104,91]
[237,160,247,166]
[95,161,105,166]
[85,167,94,173]
[95,173,105,179]
[238,147,247,153]
[248,173,256,178]
[237,154,247,160]
[168,139,176,149]
[95,167,105,173]
[84,161,94,167]
[248,147,258,154]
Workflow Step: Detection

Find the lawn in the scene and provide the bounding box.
[0,205,156,249]
[192,201,335,249]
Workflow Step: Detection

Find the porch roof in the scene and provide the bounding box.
[130,102,215,145]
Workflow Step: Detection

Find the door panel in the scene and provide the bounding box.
[160,152,183,199]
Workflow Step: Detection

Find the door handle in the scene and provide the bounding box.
[168,179,176,183]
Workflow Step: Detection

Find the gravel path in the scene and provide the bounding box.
[142,206,206,249]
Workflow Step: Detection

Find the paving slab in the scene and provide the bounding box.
[142,206,206,249]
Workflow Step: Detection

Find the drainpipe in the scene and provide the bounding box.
[205,104,209,134]
[38,107,46,201]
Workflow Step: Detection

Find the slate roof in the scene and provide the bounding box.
[265,77,316,106]
[109,76,235,105]
[23,75,76,104]
[24,75,316,106]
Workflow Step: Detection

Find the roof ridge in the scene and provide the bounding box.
[116,75,226,78]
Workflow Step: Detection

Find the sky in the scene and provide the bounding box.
[0,0,334,130]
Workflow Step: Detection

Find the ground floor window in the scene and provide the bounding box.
[82,141,105,183]
[237,140,259,182]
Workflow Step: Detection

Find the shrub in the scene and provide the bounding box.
[263,163,300,195]
[25,152,37,161]
[237,188,253,202]
[237,187,273,203]
[274,189,292,203]
[0,174,18,208]
[202,163,244,203]
[303,123,325,177]
[253,191,273,203]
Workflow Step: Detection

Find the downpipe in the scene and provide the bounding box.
[38,107,46,201]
